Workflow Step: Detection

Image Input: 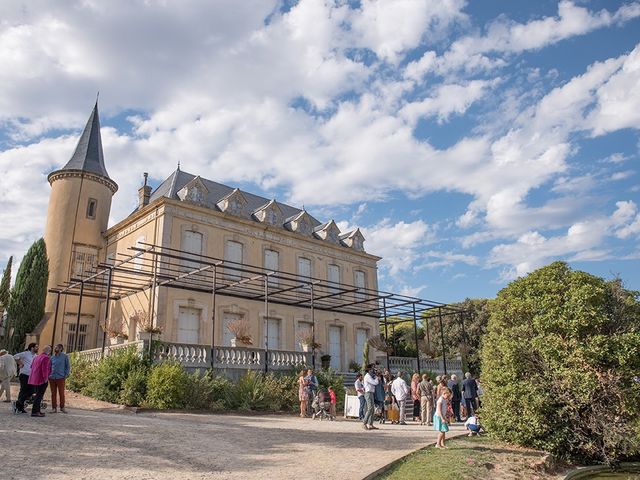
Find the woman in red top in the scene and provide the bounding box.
[28,345,52,417]
[328,386,337,420]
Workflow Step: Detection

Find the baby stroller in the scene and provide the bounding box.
[311,390,333,421]
[12,392,47,414]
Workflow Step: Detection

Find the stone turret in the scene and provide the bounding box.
[38,102,118,348]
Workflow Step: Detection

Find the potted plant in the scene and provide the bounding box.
[320,354,331,370]
[227,318,253,347]
[107,329,128,345]
[131,310,162,341]
[296,327,321,352]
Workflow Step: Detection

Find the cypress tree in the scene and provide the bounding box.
[0,256,12,349]
[0,255,11,311]
[7,239,49,352]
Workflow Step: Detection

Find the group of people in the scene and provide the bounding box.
[354,366,484,446]
[297,368,337,420]
[0,342,71,417]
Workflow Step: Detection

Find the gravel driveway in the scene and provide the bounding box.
[0,386,464,479]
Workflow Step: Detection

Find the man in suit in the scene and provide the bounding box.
[447,374,462,422]
[462,372,478,416]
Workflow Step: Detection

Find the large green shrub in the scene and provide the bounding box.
[224,370,269,410]
[145,362,190,409]
[481,262,640,465]
[262,371,298,411]
[67,352,96,393]
[83,347,149,403]
[119,366,149,406]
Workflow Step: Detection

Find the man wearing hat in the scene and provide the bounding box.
[0,349,17,402]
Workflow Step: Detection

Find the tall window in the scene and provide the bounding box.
[327,264,340,294]
[182,230,203,269]
[224,240,243,280]
[266,317,281,350]
[72,245,98,278]
[66,323,87,352]
[297,257,311,281]
[264,249,279,287]
[86,198,97,219]
[354,270,366,302]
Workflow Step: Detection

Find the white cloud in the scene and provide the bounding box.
[401,79,500,124]
[587,43,640,135]
[362,219,436,277]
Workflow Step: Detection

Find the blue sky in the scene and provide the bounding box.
[0,0,638,303]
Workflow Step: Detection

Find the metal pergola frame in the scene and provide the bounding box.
[49,242,469,374]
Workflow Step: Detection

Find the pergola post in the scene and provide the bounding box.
[100,267,113,358]
[73,280,85,353]
[310,282,316,369]
[49,291,61,348]
[412,302,421,374]
[459,311,469,373]
[438,306,447,376]
[148,251,158,355]
[264,274,269,373]
[383,297,390,370]
[210,265,217,370]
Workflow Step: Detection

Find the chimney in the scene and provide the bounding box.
[138,172,151,209]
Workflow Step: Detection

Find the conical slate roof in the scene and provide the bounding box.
[60,102,111,180]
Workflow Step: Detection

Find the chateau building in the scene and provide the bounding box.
[36,104,380,371]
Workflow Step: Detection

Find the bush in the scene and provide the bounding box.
[262,371,298,411]
[83,347,148,403]
[224,370,268,410]
[67,353,96,393]
[184,370,216,410]
[145,362,190,409]
[481,262,640,465]
[119,366,149,406]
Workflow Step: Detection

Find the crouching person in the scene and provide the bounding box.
[464,413,484,436]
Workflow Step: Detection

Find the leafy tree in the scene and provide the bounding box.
[481,262,640,465]
[380,319,424,358]
[7,239,49,352]
[422,299,490,376]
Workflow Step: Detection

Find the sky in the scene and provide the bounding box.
[0,0,639,303]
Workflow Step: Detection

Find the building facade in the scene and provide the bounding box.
[36,104,380,371]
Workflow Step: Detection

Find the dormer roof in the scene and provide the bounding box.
[145,169,368,252]
[339,228,366,251]
[177,176,209,204]
[313,220,341,244]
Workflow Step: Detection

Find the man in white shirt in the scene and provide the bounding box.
[391,371,410,425]
[362,365,379,430]
[464,414,482,436]
[13,343,38,414]
[354,373,365,420]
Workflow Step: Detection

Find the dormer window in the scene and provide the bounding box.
[265,209,278,225]
[217,188,247,217]
[177,176,209,205]
[229,198,243,216]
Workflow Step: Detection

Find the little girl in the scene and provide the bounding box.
[328,386,337,420]
[433,387,452,448]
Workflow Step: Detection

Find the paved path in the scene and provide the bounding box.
[0,395,465,480]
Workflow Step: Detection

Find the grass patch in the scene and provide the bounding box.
[377,435,565,480]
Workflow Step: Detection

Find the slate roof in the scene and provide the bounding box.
[149,168,322,227]
[58,102,112,180]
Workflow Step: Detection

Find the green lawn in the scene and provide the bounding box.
[377,435,565,480]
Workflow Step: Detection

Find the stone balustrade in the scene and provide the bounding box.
[376,355,463,375]
[151,342,312,371]
[73,340,145,363]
